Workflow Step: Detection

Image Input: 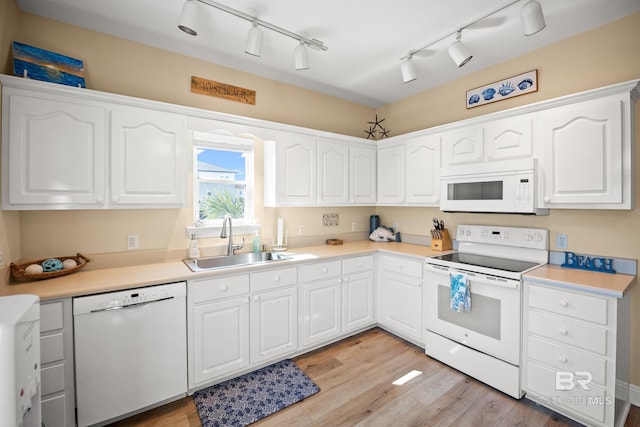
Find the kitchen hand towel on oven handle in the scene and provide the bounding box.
[450,271,471,312]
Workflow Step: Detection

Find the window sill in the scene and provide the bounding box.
[186,224,261,239]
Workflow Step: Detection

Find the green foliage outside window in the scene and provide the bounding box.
[199,188,245,220]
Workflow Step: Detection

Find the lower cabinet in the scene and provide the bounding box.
[188,267,298,390]
[300,255,375,348]
[378,254,423,344]
[522,281,631,427]
[40,299,75,427]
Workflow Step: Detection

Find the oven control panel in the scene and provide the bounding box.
[457,225,548,249]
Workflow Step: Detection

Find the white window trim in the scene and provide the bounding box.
[186,223,261,239]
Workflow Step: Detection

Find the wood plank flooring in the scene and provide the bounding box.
[111,328,639,427]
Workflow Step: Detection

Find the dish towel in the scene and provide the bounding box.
[450,271,471,312]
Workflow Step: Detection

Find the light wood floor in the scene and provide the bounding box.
[112,328,640,427]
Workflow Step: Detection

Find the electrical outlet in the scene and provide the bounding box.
[127,235,139,250]
[299,225,305,235]
[392,222,399,232]
[556,233,568,249]
[351,222,357,232]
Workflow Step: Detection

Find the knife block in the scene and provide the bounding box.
[431,229,453,251]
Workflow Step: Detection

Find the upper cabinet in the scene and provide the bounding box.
[1,76,187,210]
[264,131,375,207]
[405,135,441,205]
[376,143,405,205]
[538,94,632,209]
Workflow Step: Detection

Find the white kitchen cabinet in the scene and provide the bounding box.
[188,274,251,389]
[40,299,76,427]
[441,126,483,170]
[349,144,377,204]
[1,75,187,210]
[485,114,534,162]
[405,134,441,205]
[110,108,186,206]
[377,143,405,204]
[538,94,633,209]
[522,279,631,427]
[318,138,349,205]
[250,267,298,364]
[300,260,342,347]
[341,255,375,333]
[378,254,423,344]
[2,88,107,209]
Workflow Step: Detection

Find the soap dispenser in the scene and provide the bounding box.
[189,233,200,259]
[252,232,261,253]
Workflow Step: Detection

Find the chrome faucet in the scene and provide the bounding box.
[220,215,244,255]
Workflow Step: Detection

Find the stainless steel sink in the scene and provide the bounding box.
[183,252,291,272]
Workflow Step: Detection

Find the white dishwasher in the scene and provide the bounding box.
[73,282,187,427]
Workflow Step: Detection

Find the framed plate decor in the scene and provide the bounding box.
[466,69,537,109]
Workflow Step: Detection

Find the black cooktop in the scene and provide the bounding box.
[430,252,540,273]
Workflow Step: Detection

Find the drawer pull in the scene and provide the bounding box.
[243,297,250,304]
[253,295,260,302]
[357,262,363,267]
[337,278,343,284]
[559,328,568,336]
[220,285,228,292]
[559,356,568,364]
[321,268,328,274]
[398,265,404,270]
[273,276,281,282]
[559,300,569,308]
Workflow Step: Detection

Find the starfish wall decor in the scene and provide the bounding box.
[364,114,390,140]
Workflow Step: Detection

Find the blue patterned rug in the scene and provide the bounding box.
[193,359,320,426]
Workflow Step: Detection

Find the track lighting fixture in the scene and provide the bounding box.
[521,0,546,36]
[178,0,327,70]
[400,56,417,83]
[398,0,546,83]
[244,22,263,57]
[448,30,473,68]
[178,0,199,36]
[294,42,310,70]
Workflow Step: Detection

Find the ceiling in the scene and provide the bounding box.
[15,0,640,107]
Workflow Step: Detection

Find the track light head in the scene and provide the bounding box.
[400,56,417,83]
[178,0,200,36]
[448,30,473,67]
[294,42,310,70]
[521,0,546,36]
[245,22,263,56]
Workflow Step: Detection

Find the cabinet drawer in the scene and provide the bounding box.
[343,255,373,275]
[528,284,608,325]
[41,363,65,396]
[41,332,64,364]
[191,274,249,303]
[41,301,64,332]
[527,335,606,386]
[382,255,422,278]
[526,360,607,424]
[302,260,341,282]
[251,267,297,292]
[528,310,607,355]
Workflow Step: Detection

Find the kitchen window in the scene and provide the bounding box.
[192,131,255,228]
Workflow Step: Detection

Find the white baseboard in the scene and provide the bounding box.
[630,383,640,406]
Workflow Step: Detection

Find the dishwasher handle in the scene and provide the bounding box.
[90,296,175,313]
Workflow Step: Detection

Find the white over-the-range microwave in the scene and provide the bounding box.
[439,167,549,215]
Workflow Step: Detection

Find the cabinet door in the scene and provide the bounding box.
[275,132,317,205]
[350,145,376,204]
[380,272,423,343]
[377,144,405,204]
[441,126,483,169]
[405,135,440,205]
[342,271,374,333]
[485,114,534,162]
[539,96,625,207]
[192,297,250,386]
[251,287,298,364]
[317,139,349,205]
[301,279,341,347]
[110,108,186,207]
[4,92,106,208]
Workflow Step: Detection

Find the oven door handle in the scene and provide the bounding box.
[425,264,520,290]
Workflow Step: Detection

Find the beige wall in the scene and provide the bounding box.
[375,13,640,385]
[1,3,640,385]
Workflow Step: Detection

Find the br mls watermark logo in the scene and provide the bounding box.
[556,371,592,390]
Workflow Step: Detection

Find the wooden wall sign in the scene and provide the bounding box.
[191,76,256,105]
